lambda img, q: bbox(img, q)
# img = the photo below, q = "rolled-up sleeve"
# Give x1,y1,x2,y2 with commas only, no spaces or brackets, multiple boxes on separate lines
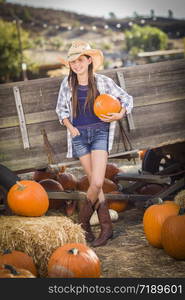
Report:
56,76,70,124
105,77,133,114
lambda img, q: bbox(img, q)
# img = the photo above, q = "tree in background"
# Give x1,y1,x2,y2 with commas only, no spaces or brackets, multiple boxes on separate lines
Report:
168,9,174,19
150,9,155,18
0,19,35,82
125,24,168,57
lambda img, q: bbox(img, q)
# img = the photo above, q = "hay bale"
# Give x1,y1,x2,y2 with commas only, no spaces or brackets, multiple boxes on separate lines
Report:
174,189,185,208
0,215,85,277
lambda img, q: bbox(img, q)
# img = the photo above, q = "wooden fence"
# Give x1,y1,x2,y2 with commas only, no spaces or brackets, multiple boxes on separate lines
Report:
0,59,185,172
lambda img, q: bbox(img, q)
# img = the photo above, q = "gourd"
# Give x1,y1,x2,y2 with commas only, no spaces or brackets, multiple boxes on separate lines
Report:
161,212,185,260
77,175,118,193
48,243,101,278
0,250,37,276
143,201,180,248
7,180,49,217
39,178,64,210
105,163,120,181
0,264,36,278
94,94,121,119
57,173,78,190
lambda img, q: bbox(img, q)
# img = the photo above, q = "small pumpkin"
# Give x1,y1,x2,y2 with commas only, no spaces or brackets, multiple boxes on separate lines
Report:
7,180,49,217
138,149,147,160
105,163,120,181
0,264,36,278
48,243,101,278
143,201,180,248
161,211,185,260
93,94,121,119
57,172,78,190
77,175,118,193
39,178,65,210
108,191,128,212
0,250,37,276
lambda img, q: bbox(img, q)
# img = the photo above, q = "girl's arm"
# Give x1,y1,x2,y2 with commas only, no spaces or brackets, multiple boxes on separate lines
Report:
56,77,70,124
63,118,80,137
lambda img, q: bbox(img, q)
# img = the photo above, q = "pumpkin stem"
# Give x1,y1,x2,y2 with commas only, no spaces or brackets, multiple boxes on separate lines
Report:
4,264,20,275
157,198,163,204
16,181,26,191
68,248,79,255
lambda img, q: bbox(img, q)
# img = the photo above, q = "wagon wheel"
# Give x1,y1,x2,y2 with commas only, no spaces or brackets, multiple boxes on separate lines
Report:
142,149,176,174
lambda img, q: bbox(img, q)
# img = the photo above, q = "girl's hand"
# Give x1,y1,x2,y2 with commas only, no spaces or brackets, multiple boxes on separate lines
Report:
69,126,80,138
99,107,126,122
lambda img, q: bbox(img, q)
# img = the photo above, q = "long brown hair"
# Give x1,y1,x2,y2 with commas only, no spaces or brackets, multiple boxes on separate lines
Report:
68,55,98,118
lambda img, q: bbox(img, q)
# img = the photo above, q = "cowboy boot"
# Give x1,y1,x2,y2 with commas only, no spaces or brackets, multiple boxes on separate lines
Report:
78,199,95,242
91,201,113,247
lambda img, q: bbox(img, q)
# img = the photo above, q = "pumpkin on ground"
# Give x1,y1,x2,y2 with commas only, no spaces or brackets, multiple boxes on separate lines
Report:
161,213,185,260
107,191,128,212
7,180,49,217
48,243,101,278
143,201,180,248
0,250,37,276
93,94,121,119
0,264,36,278
77,175,118,193
57,172,78,191
39,178,64,210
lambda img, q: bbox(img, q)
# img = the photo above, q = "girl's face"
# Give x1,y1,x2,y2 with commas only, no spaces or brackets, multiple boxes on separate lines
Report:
69,55,92,75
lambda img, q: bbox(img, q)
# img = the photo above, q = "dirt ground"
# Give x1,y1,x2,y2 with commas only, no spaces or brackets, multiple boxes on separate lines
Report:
90,207,185,278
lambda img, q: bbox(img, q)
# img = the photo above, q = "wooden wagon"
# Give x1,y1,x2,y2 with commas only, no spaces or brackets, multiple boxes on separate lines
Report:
0,58,185,207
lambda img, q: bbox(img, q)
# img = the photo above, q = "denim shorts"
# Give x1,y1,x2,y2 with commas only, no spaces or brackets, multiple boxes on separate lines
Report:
72,124,109,158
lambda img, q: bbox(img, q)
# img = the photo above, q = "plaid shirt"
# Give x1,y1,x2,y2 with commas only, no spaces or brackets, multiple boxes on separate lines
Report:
56,73,133,158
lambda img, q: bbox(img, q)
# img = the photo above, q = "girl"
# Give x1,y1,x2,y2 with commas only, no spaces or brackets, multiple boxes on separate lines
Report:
56,40,133,247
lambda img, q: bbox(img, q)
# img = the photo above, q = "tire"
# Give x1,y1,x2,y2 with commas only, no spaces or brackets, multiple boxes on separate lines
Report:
0,164,20,191
142,149,162,174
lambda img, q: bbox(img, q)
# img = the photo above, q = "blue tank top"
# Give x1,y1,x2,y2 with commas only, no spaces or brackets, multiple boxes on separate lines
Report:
72,85,105,127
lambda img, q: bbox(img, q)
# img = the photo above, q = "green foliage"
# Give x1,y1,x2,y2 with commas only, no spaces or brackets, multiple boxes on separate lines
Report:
125,24,168,56
0,19,31,82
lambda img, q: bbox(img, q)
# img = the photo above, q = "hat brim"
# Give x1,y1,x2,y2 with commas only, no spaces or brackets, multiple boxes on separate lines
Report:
58,49,104,71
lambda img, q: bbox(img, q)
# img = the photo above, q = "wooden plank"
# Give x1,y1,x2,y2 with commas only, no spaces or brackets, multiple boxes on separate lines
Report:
115,173,171,184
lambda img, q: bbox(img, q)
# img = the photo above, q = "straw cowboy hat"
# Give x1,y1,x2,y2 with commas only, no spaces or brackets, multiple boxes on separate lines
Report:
59,40,104,71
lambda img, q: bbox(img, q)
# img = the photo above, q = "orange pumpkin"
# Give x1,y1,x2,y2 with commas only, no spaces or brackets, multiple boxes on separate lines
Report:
138,149,147,160
39,178,65,210
143,201,180,248
161,213,185,260
57,173,78,190
0,264,36,278
7,180,49,217
0,250,37,276
108,191,128,212
48,243,101,278
77,175,118,193
94,94,121,119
